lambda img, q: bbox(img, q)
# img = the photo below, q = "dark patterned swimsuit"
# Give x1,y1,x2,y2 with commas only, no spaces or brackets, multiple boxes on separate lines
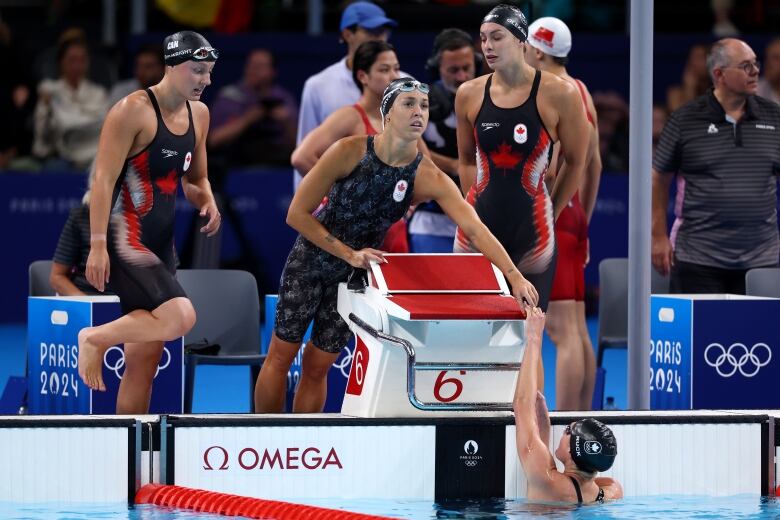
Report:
107,88,190,314
275,135,421,352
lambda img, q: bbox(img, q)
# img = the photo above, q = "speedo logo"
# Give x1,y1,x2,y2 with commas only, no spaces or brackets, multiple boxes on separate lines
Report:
481,122,500,130
161,148,178,158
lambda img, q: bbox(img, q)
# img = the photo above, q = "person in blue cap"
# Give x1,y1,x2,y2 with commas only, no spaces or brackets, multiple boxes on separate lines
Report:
77,30,221,413
513,307,623,503
294,1,398,189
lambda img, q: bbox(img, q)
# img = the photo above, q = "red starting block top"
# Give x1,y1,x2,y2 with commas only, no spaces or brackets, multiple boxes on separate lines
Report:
372,254,506,293
387,293,526,320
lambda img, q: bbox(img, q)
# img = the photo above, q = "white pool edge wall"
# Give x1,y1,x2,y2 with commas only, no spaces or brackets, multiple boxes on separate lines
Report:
0,410,775,503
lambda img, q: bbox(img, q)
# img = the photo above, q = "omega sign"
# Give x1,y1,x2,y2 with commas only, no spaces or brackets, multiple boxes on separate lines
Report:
202,445,343,471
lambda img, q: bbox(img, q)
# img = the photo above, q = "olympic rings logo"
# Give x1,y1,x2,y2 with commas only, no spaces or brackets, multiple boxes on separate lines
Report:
332,345,354,379
103,345,171,380
703,342,772,378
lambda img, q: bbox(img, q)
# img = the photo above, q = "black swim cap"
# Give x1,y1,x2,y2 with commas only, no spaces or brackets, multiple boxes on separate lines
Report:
163,31,219,66
482,4,528,42
569,418,617,473
380,77,430,122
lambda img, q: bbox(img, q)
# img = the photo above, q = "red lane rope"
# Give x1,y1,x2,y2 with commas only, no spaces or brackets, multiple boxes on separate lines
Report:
135,484,396,519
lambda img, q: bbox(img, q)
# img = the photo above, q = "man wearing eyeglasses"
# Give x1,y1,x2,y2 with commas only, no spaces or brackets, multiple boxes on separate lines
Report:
652,38,780,294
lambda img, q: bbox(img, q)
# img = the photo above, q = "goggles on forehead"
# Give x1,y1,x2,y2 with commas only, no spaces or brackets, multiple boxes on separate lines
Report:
380,79,430,127
395,80,430,95
192,46,219,61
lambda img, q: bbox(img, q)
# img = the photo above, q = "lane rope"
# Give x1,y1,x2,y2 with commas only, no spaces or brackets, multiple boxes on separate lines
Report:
135,483,396,519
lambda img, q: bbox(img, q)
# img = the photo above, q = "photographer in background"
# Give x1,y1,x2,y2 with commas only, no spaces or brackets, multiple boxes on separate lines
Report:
411,28,481,252
209,49,298,169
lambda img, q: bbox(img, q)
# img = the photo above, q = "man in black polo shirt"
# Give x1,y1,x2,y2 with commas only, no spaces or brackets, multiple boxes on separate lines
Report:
652,38,780,294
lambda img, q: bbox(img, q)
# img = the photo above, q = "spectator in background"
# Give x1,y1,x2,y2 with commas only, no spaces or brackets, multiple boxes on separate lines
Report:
209,49,297,168
592,91,628,172
0,20,35,169
294,1,397,189
107,43,165,108
291,41,399,175
652,38,780,294
711,0,739,37
758,37,780,105
32,35,108,171
666,43,711,113
50,167,112,295
410,28,478,253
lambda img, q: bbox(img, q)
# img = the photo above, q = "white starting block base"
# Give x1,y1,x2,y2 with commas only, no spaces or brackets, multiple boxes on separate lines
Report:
338,254,527,417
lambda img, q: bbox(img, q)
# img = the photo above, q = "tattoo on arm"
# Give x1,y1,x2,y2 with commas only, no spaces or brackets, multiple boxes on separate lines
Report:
507,268,517,276
325,234,336,243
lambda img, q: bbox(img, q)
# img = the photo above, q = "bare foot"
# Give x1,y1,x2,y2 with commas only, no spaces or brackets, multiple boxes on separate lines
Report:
77,328,108,391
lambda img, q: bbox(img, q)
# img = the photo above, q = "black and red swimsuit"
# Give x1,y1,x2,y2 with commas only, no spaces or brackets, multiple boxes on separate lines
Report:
108,88,192,314
455,71,557,309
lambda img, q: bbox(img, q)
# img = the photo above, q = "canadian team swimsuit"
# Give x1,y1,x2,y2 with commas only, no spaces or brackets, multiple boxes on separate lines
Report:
275,135,422,353
107,88,190,315
455,70,557,310
549,79,594,302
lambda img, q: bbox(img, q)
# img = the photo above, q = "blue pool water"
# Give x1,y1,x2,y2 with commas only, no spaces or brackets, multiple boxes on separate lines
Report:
2,496,780,519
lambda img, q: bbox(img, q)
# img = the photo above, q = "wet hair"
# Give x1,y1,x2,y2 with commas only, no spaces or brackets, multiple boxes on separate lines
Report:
352,40,395,92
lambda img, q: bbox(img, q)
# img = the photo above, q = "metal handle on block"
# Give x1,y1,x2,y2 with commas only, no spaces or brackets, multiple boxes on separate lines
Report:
348,313,519,411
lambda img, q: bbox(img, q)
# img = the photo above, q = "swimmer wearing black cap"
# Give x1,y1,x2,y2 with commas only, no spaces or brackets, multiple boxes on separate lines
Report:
513,307,623,503
77,30,220,412
254,78,538,413
454,5,590,314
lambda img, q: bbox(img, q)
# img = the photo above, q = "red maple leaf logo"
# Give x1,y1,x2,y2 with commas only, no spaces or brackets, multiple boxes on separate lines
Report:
155,169,178,197
489,142,522,175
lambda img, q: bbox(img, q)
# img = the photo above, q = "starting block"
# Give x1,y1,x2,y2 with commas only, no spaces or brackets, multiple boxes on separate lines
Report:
337,253,527,417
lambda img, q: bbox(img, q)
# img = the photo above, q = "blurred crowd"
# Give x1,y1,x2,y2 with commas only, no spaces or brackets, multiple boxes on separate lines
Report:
0,0,779,177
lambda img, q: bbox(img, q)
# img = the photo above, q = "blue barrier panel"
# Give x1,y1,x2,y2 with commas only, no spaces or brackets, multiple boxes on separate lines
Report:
650,295,780,410
28,296,183,414
650,296,692,409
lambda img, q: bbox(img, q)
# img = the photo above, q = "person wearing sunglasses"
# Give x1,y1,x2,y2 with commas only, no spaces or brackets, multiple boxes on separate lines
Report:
453,5,589,319
653,38,780,295
76,31,221,413
514,307,622,503
254,77,539,414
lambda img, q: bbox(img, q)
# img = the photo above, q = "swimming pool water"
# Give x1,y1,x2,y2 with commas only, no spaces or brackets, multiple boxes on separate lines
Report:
3,495,780,519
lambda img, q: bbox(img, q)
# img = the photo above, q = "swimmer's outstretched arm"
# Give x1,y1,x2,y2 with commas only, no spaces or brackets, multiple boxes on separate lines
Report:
412,158,538,307
182,104,220,237
535,390,551,446
512,308,557,482
287,136,385,269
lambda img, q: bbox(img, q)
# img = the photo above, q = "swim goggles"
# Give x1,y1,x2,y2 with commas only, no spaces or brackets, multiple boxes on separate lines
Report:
192,46,220,61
